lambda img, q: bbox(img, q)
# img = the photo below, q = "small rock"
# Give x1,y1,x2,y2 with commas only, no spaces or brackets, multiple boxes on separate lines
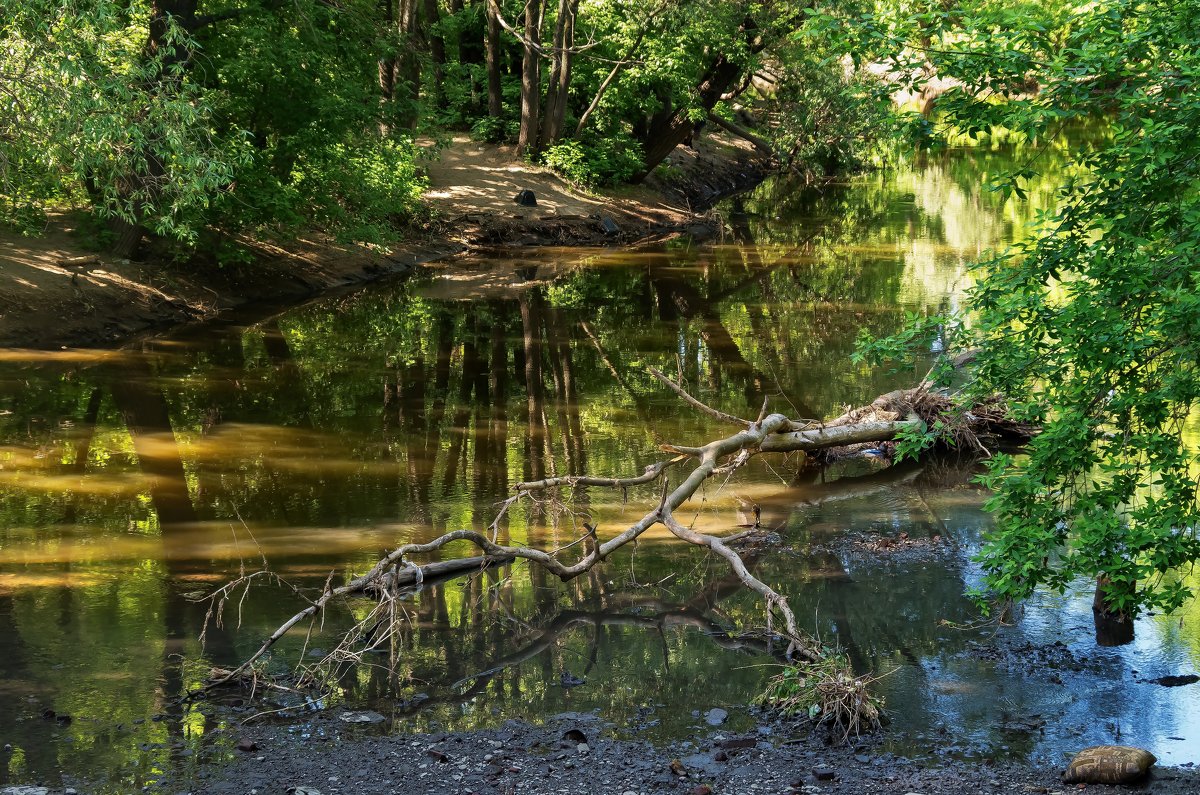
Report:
705,708,728,726
339,710,385,724
600,216,620,235
1,788,50,795
669,758,687,777
690,787,713,795
576,743,589,754
514,190,538,207
813,766,836,781
236,739,258,753
286,788,323,795
713,750,728,762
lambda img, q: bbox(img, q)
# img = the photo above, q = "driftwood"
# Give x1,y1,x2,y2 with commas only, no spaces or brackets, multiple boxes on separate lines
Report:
202,366,1032,720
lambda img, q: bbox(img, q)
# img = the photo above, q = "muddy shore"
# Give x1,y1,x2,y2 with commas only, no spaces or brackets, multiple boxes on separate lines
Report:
0,135,764,352
41,706,1200,795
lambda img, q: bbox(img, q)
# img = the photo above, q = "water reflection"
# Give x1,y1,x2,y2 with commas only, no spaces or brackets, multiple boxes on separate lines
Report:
0,135,1197,790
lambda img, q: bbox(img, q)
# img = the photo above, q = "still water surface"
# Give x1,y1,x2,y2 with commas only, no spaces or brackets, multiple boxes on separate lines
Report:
1,139,1198,791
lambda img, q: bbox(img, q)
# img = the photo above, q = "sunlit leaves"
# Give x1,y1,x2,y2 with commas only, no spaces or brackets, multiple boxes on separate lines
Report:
855,0,1200,618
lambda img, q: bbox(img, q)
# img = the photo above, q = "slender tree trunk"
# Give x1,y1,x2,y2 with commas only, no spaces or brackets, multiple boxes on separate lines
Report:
575,24,645,138
110,0,200,258
422,0,446,108
540,0,577,147
382,0,422,129
459,0,486,64
516,0,545,155
486,0,504,117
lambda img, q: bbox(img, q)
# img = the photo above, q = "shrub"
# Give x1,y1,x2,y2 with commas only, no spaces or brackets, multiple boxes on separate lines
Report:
541,134,644,188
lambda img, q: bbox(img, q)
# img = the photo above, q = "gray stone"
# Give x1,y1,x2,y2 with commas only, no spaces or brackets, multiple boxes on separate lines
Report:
338,710,385,724
704,708,728,726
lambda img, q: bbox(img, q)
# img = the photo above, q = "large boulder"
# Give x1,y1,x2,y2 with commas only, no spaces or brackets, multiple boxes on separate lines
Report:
1062,745,1156,784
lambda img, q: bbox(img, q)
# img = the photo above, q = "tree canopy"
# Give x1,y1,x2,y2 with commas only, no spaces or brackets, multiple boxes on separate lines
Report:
851,0,1200,625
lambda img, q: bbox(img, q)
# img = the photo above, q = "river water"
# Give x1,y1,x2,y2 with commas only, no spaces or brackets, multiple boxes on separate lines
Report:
1,138,1198,792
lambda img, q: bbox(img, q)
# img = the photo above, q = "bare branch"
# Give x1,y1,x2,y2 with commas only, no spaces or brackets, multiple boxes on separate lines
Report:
660,503,820,662
647,366,752,427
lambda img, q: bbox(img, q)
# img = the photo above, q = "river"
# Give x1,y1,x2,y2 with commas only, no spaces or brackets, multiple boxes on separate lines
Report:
1,132,1197,792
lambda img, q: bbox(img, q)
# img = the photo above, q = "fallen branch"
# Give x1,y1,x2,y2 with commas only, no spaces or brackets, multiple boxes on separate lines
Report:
204,363,1034,735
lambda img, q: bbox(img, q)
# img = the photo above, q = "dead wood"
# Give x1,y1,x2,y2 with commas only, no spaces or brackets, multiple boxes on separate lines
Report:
202,364,1034,730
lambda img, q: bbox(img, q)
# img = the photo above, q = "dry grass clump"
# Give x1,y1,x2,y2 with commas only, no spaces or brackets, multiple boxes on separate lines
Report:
757,655,884,743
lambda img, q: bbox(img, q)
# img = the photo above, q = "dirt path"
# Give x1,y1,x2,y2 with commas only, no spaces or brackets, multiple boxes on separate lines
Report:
420,133,763,245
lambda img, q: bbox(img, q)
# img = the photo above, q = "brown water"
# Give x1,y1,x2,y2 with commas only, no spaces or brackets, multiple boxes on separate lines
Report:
1,138,1198,792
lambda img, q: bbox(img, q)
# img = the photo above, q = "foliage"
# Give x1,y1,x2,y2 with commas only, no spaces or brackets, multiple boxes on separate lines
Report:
0,1,244,241
850,0,1200,619
757,655,885,741
541,134,644,188
1,0,424,247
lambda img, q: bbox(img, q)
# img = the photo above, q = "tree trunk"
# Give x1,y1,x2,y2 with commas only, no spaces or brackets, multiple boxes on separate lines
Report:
422,0,446,108
485,0,503,117
516,0,545,155
1092,576,1135,646
109,0,200,257
634,55,745,180
540,0,577,147
381,0,422,129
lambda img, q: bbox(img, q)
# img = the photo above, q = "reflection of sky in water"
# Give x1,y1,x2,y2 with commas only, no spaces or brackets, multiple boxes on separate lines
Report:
0,129,1197,791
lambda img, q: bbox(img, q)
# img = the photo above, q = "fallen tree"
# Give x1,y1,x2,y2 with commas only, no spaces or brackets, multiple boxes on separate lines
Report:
199,366,1034,734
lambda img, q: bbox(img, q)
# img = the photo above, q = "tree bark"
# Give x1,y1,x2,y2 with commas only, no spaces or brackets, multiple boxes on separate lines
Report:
634,54,745,180
516,0,545,155
110,0,200,258
486,0,504,117
381,0,422,129
422,0,447,107
540,0,578,147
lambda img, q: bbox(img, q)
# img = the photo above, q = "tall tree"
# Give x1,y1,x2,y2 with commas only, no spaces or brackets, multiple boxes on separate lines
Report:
516,0,545,154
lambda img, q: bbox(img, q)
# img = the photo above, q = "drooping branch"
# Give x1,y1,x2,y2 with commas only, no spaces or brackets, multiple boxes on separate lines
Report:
648,366,751,427
706,111,776,159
